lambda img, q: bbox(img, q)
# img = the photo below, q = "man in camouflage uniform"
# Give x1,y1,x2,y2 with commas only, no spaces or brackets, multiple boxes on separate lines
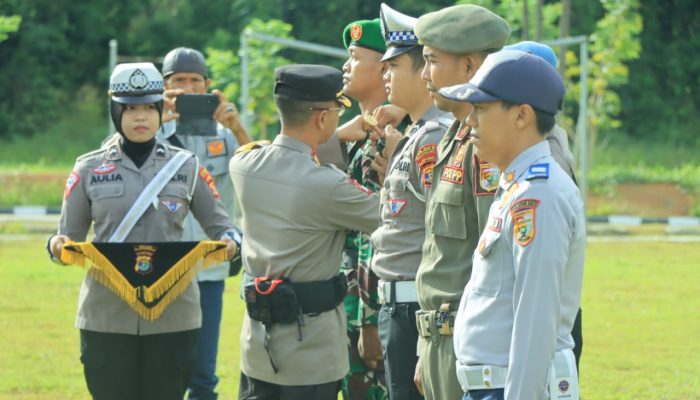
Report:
336,18,389,400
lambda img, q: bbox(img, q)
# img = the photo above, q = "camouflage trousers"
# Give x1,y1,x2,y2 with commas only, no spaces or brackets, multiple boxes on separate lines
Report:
342,321,388,400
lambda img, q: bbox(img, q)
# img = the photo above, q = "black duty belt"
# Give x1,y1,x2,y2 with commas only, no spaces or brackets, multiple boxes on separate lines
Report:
243,273,347,372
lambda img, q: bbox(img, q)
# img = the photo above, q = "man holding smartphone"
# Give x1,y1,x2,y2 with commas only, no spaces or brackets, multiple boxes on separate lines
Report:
158,46,251,400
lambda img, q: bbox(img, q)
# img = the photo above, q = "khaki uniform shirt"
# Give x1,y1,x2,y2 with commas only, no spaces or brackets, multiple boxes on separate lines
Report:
453,141,585,399
371,107,452,281
59,136,234,335
230,134,380,385
158,120,240,281
416,121,497,311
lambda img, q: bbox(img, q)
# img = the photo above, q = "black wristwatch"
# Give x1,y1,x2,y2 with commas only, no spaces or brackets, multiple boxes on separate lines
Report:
46,234,66,265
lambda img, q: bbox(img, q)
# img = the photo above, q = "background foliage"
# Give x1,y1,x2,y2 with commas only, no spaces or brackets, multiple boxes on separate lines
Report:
0,0,697,149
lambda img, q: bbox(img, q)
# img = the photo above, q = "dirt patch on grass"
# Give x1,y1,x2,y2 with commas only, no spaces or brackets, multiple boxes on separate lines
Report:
588,183,694,217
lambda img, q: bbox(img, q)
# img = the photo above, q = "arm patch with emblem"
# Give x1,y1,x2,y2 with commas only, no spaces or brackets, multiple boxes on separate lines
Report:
510,198,540,247
198,167,221,200
416,144,437,187
64,171,81,200
473,154,500,195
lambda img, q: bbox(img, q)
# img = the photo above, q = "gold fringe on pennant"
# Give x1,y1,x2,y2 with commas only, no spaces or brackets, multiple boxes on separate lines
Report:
60,241,228,321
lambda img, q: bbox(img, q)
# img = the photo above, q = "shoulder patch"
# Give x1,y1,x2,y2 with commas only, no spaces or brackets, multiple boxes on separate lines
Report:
416,144,438,187
526,163,550,180
64,171,81,200
473,154,500,196
235,140,271,155
198,167,221,200
510,198,540,247
348,178,373,195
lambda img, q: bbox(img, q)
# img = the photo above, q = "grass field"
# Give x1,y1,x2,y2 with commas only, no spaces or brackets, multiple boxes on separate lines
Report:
1,239,699,399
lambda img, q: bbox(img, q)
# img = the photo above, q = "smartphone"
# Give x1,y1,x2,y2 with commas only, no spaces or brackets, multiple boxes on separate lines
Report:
175,93,220,136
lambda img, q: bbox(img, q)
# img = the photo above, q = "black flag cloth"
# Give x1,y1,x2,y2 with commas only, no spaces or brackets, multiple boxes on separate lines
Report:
60,241,228,321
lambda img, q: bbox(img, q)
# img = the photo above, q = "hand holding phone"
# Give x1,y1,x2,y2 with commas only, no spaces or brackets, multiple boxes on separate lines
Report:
175,94,220,136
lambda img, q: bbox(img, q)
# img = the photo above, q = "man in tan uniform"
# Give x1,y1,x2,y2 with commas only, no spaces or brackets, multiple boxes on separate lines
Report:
230,64,381,400
411,5,511,399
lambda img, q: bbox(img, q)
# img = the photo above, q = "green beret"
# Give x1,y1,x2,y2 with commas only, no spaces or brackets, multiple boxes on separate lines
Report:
415,4,511,54
343,18,387,54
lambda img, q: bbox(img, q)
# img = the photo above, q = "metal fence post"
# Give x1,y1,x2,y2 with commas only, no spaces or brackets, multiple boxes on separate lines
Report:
108,39,118,135
240,32,251,131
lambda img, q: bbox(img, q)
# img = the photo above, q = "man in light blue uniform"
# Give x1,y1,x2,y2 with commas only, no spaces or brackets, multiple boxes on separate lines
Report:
446,51,585,400
157,47,251,400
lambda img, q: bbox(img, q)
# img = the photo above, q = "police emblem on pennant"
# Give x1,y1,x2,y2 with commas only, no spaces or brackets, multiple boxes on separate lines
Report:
510,199,540,247
387,198,407,216
134,245,157,275
350,24,363,41
129,69,148,89
93,162,116,175
161,200,182,213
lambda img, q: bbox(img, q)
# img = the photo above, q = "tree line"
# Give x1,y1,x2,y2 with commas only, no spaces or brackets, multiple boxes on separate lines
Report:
0,0,698,147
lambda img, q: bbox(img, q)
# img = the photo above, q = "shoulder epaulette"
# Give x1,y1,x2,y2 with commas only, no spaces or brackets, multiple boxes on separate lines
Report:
76,147,107,163
235,140,272,155
437,116,454,128
525,163,550,180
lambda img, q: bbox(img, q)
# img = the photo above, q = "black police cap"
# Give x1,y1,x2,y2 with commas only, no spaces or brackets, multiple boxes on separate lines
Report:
162,47,208,78
274,64,351,107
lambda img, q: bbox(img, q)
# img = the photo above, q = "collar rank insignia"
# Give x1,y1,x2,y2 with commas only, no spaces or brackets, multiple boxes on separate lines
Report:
510,198,540,247
93,162,116,175
134,245,157,275
156,144,166,157
474,155,500,195
107,145,120,160
161,200,182,213
387,198,407,216
488,216,502,233
455,126,470,141
526,163,550,180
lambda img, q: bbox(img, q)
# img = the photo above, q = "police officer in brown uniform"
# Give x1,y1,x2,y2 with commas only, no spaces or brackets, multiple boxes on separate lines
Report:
46,62,239,400
230,64,381,400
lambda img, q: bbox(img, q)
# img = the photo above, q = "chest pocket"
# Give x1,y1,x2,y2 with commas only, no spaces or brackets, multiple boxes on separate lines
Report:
88,183,124,200
201,136,231,176
88,182,125,225
470,231,504,297
157,184,190,221
428,183,466,239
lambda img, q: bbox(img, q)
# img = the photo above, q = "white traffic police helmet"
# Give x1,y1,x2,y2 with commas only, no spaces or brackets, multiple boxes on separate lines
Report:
109,62,163,104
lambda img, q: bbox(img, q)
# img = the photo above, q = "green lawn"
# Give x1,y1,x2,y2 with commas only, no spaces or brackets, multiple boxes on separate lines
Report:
1,239,699,399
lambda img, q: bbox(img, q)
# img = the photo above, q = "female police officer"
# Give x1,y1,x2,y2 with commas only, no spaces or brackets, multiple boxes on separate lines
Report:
46,62,239,400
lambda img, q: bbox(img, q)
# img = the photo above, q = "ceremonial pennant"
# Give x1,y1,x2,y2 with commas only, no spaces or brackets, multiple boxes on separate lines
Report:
61,241,228,321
